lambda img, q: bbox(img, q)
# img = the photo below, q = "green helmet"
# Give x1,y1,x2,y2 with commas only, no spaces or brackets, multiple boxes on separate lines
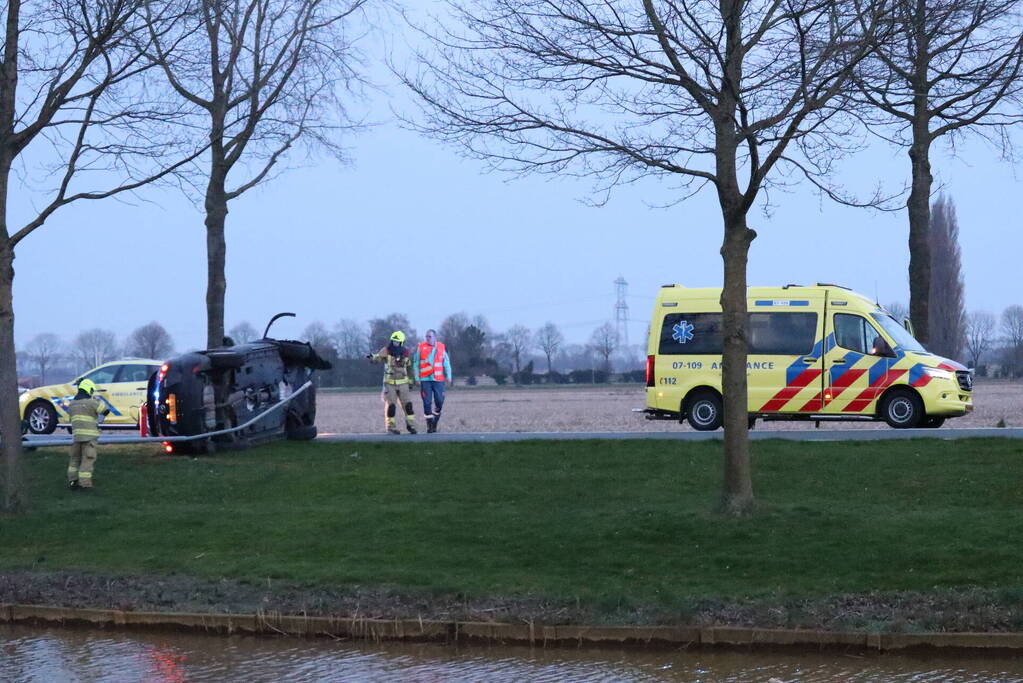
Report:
390,331,406,344
78,379,97,397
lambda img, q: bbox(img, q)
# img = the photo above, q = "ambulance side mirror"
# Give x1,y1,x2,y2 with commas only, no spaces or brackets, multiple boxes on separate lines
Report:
901,317,915,336
872,337,895,358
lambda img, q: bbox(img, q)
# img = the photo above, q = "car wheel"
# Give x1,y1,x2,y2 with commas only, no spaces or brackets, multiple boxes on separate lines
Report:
286,424,318,441
686,391,723,431
881,389,923,429
26,401,58,435
921,416,946,428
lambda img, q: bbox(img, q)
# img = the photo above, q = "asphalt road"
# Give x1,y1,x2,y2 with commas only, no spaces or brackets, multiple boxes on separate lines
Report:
18,427,1023,448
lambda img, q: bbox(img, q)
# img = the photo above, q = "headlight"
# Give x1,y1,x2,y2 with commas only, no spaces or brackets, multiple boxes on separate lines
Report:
923,367,954,381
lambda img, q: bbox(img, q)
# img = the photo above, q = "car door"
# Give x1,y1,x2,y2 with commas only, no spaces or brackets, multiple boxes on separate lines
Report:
747,307,825,414
75,364,126,423
822,313,891,414
104,364,158,424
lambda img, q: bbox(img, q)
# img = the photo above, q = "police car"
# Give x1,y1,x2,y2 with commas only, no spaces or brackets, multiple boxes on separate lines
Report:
19,359,163,434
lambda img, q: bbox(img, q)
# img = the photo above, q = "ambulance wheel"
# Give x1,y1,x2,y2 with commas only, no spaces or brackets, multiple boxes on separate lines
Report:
686,391,723,431
26,400,57,435
921,416,946,429
880,389,923,429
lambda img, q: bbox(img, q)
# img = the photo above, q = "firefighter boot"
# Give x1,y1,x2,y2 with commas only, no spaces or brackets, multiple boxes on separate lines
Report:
386,404,401,434
404,402,417,434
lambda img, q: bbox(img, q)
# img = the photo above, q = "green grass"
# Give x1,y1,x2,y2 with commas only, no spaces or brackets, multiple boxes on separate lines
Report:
3,438,1022,612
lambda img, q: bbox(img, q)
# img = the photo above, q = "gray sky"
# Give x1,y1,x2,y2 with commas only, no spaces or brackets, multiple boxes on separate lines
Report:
10,19,1023,355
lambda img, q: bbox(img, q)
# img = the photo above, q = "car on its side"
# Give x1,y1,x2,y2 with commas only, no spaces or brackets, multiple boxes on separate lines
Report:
19,359,163,435
147,314,331,454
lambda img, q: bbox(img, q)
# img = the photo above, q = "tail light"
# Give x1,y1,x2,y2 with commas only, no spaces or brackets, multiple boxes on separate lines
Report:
163,442,173,454
646,355,655,387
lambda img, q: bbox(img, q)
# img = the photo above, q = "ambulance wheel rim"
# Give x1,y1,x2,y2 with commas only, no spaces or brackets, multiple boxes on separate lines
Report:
692,401,716,425
888,397,913,423
28,404,54,432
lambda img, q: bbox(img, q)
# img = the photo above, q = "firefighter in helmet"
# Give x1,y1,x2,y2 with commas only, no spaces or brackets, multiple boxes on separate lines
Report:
66,378,110,490
368,331,418,435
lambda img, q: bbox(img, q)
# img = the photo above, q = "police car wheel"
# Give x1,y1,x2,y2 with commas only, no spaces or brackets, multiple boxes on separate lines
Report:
686,392,723,431
881,390,923,429
26,401,57,435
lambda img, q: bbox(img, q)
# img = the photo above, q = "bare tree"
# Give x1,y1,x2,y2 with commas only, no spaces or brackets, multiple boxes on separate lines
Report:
229,321,259,343
505,324,532,375
332,318,367,359
24,334,64,385
927,195,966,360
854,0,1023,343
302,321,332,348
964,311,996,371
403,0,887,514
73,329,119,372
1002,305,1023,377
0,0,203,512
126,322,175,359
590,322,618,373
535,322,564,374
886,301,909,322
368,314,416,352
144,0,368,349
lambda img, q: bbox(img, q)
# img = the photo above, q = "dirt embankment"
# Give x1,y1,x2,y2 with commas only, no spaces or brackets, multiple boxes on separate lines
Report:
4,570,1023,634
315,379,1022,435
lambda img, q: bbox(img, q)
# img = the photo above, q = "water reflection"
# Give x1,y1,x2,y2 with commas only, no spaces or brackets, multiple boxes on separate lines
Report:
3,624,1023,682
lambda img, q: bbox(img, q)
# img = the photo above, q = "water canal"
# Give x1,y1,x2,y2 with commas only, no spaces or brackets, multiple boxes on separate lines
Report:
3,624,1023,681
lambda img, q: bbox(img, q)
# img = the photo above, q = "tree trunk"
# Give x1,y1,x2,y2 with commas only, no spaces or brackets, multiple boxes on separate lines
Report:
718,205,755,516
205,169,228,349
0,228,26,512
907,137,932,345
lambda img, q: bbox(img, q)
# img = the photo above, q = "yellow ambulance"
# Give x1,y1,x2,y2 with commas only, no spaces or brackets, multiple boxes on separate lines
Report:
644,284,973,430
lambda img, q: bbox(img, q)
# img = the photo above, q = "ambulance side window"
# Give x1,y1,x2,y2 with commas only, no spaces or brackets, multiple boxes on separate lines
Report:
834,313,881,355
748,312,818,355
659,313,723,355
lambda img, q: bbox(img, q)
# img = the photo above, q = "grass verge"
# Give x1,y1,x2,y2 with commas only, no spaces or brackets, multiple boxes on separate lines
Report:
2,438,1022,630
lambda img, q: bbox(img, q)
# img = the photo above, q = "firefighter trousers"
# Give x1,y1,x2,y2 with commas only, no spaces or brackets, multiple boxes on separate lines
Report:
383,382,416,432
68,440,98,488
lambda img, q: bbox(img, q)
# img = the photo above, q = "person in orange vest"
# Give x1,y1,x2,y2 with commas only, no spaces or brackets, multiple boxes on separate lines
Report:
368,331,418,435
414,329,452,433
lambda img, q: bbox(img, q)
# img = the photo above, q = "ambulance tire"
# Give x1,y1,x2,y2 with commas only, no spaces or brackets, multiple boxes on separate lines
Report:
26,400,57,435
921,416,946,429
686,391,723,431
880,389,923,429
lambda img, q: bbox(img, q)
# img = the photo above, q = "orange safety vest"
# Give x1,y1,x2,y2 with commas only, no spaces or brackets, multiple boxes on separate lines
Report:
417,341,447,381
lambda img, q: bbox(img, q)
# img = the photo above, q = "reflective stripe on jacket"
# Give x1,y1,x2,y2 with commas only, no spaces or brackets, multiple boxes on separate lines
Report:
372,346,415,385
415,342,449,381
68,397,106,442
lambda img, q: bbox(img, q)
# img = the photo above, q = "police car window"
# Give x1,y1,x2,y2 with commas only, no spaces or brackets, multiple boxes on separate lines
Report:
834,314,883,355
749,312,817,355
660,313,723,355
82,365,119,385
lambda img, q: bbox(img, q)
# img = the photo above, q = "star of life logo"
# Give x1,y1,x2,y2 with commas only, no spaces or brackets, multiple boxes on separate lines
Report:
672,320,694,344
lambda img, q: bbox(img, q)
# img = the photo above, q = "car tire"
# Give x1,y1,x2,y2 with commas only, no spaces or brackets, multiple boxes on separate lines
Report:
686,391,723,431
286,424,318,441
25,400,58,435
881,389,923,429
921,416,946,429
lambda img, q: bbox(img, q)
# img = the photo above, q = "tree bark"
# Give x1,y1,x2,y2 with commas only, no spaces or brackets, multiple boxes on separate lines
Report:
907,135,932,345
205,167,228,349
718,202,755,516
0,235,26,513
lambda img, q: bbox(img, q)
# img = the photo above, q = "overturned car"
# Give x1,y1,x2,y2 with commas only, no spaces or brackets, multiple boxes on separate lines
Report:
147,314,331,454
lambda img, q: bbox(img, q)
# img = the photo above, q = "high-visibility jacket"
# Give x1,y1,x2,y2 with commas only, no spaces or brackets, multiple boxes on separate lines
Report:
371,346,415,385
415,342,450,381
68,397,108,443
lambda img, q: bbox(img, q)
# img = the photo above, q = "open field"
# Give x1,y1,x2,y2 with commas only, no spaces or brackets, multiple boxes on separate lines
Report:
316,379,1023,435
4,438,1023,631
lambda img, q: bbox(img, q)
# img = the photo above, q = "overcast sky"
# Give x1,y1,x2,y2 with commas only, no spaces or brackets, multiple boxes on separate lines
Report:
10,13,1023,356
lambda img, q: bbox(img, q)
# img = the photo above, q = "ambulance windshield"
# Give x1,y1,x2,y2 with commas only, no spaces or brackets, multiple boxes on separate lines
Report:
871,313,925,353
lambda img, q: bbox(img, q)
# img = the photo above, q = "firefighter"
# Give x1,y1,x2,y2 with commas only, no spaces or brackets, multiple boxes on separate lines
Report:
368,331,418,435
414,329,452,433
66,379,110,490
